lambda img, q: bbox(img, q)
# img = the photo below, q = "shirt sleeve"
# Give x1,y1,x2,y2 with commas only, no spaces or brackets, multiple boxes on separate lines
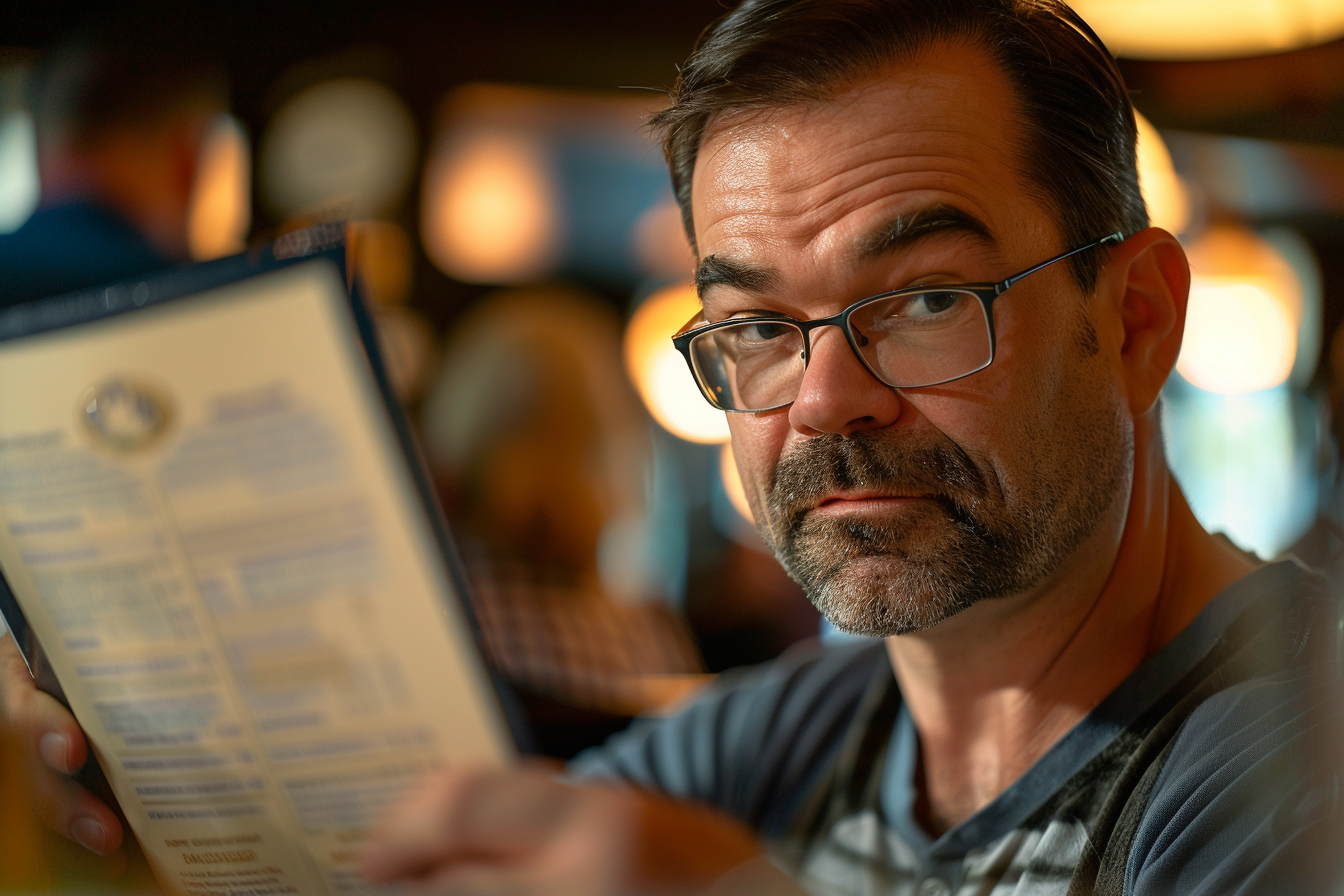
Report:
1126,663,1344,896
567,641,888,837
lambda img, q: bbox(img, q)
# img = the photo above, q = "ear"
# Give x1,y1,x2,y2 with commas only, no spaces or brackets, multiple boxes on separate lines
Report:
1098,227,1189,416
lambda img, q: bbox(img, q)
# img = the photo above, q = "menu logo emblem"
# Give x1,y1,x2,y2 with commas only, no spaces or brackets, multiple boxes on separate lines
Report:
80,378,173,452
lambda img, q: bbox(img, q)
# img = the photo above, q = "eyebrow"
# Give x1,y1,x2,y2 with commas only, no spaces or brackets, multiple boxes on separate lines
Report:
692,203,994,300
694,255,782,298
856,204,994,261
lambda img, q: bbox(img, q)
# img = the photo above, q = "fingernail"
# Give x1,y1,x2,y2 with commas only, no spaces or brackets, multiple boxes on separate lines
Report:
38,732,70,772
71,817,107,854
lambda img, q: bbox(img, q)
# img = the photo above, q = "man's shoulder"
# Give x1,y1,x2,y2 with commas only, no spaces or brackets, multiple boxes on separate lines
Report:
569,639,891,831
1123,561,1343,895
0,203,167,308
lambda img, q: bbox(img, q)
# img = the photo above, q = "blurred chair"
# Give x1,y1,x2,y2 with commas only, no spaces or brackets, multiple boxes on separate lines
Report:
0,32,227,307
420,286,706,757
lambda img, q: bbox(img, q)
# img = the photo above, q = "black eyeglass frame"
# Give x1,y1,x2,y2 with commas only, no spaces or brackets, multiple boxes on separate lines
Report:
672,231,1126,412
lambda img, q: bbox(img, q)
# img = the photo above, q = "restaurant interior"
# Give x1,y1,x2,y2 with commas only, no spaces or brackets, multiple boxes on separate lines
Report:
4,0,1344,890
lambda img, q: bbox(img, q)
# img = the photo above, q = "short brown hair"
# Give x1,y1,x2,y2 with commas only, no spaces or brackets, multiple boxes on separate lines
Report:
30,31,227,153
651,0,1148,292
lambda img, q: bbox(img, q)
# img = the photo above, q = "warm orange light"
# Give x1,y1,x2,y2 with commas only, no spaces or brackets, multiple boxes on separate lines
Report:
624,283,730,444
1179,282,1296,393
719,443,755,524
1073,0,1344,59
1176,225,1303,394
1135,113,1190,236
187,115,250,261
348,219,413,307
421,130,558,283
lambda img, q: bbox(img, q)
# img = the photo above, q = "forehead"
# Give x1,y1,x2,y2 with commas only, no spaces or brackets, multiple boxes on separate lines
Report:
689,41,1051,262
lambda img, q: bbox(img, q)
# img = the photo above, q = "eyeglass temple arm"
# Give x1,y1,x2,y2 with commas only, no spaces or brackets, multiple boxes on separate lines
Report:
993,232,1126,295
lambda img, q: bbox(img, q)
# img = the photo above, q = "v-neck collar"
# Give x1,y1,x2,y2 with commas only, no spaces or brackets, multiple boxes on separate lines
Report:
878,560,1310,860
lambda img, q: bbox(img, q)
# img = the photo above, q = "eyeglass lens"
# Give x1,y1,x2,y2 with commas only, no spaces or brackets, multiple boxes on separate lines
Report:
688,288,993,411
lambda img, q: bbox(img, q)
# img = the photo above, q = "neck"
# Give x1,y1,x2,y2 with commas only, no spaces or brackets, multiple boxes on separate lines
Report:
886,410,1254,834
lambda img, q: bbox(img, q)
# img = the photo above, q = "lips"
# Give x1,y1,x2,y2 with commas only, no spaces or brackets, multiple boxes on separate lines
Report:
813,492,937,511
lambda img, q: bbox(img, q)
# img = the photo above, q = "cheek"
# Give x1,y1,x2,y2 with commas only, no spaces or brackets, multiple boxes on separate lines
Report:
905,363,1021,465
726,413,789,510
904,311,1082,491
980,294,1095,424
989,308,1121,489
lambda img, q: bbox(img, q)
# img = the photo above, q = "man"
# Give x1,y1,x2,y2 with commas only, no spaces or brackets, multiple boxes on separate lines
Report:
357,1,1342,892
0,33,226,307
4,0,1340,893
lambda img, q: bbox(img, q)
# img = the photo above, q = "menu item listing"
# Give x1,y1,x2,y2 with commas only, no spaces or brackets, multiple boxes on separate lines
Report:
0,255,514,895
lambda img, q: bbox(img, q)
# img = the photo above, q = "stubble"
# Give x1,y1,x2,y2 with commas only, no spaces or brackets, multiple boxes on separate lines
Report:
759,393,1130,636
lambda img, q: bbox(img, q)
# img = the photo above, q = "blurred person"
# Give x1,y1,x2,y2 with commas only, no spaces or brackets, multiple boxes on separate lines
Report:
0,33,227,307
11,2,1344,894
419,286,705,754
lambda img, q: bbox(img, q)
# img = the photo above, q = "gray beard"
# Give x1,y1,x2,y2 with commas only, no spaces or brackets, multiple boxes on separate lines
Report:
759,421,1129,637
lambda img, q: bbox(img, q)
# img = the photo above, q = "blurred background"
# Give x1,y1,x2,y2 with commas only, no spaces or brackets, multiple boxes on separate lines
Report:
4,1,1344,885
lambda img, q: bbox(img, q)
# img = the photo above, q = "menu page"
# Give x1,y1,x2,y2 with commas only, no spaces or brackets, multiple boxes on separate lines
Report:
0,260,513,895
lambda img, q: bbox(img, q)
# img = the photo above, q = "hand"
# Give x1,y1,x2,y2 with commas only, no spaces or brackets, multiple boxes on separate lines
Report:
360,763,765,895
0,632,123,855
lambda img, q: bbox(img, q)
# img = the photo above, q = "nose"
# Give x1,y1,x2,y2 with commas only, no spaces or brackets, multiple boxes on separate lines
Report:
787,325,905,436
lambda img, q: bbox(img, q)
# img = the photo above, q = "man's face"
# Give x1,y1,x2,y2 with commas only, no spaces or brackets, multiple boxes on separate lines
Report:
690,41,1134,636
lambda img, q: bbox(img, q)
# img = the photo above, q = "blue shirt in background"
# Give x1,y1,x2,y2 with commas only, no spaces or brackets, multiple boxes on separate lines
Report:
0,202,170,308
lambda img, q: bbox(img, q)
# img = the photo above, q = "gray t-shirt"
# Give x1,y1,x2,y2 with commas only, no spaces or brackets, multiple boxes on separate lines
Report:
571,561,1342,895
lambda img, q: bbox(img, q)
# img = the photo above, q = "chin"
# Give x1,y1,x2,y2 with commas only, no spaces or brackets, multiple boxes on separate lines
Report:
807,555,984,638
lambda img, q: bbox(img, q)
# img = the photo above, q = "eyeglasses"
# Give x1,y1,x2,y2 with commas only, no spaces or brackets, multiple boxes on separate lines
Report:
672,232,1125,412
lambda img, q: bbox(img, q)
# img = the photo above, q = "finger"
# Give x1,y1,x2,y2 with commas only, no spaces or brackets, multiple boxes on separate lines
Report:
2,634,122,853
0,634,87,772
416,800,632,896
23,749,124,855
362,770,481,882
363,766,577,883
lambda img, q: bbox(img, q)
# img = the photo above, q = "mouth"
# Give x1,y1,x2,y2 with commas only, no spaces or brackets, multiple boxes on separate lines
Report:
811,491,939,517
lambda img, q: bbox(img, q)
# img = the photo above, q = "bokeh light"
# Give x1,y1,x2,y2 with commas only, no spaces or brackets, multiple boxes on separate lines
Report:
0,108,38,234
348,219,413,307
719,444,755,524
1180,281,1297,393
1073,0,1344,59
260,78,417,221
624,282,730,444
1163,383,1317,557
420,128,559,283
187,115,250,261
1176,224,1304,394
1135,112,1191,236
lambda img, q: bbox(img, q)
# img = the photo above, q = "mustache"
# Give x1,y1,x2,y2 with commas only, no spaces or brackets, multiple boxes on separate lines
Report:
765,431,992,532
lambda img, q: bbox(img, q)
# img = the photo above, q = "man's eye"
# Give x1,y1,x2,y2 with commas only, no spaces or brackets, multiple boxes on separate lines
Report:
908,291,962,317
733,320,794,343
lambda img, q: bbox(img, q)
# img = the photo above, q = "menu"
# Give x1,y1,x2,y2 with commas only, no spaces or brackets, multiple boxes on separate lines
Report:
0,254,514,895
